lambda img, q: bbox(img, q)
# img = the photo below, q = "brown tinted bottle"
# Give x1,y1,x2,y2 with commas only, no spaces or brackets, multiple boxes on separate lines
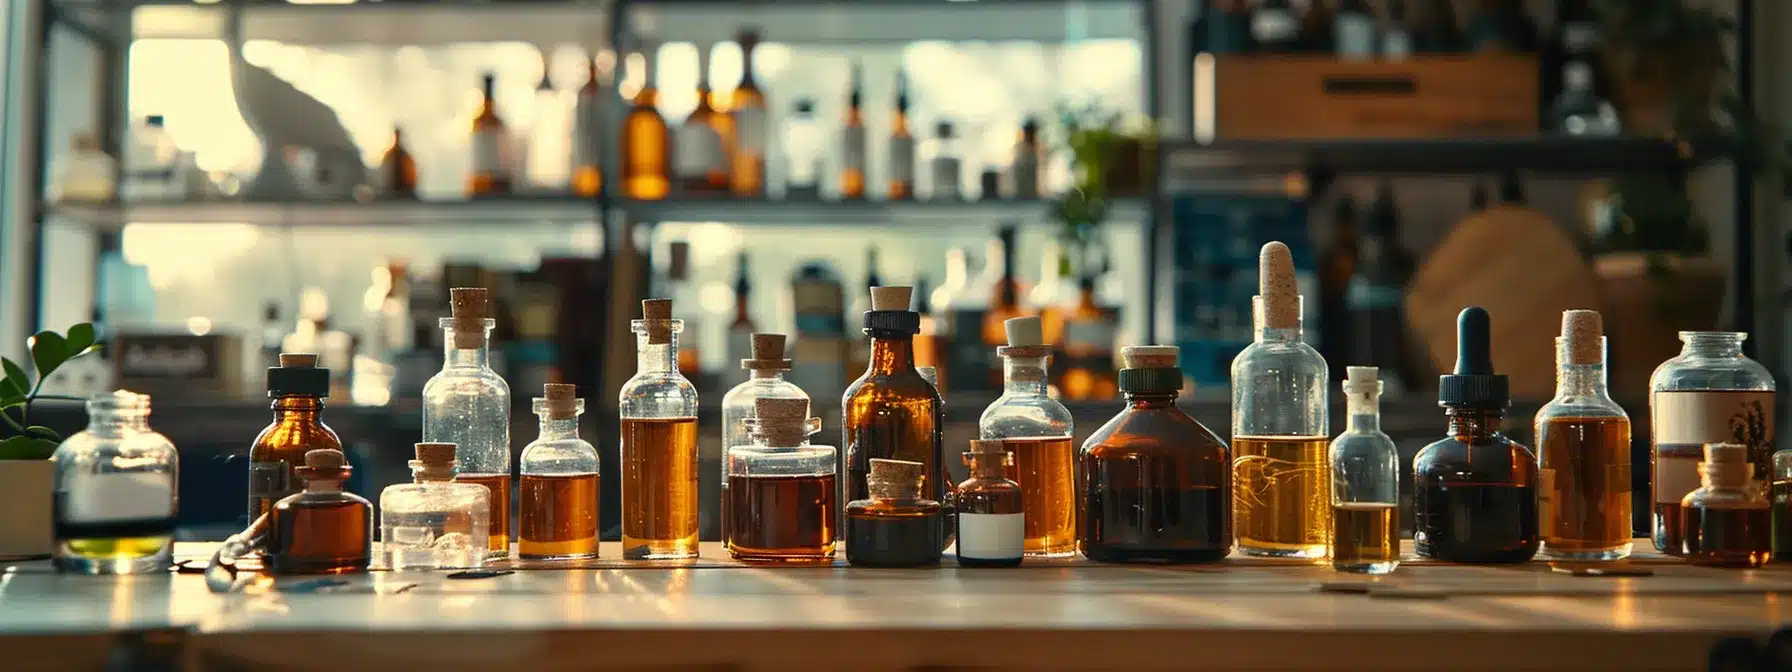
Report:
846,459,943,567
1682,443,1771,568
955,440,1023,567
268,449,372,575
843,286,945,547
248,354,341,530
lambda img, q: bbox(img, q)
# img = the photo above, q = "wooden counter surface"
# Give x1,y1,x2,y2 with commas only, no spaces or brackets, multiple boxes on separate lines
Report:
5,541,1788,671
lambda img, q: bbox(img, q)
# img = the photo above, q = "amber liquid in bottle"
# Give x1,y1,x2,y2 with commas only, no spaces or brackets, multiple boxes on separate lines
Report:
1537,416,1632,557
468,73,510,196
887,74,914,201
621,416,700,558
844,340,944,519
1683,504,1772,568
379,128,418,198
841,77,866,200
1001,437,1076,556
1232,436,1331,556
1652,389,1775,555
727,473,837,562
1081,379,1231,563
1330,502,1398,570
454,473,512,553
572,61,603,197
249,397,342,528
623,50,671,200
728,31,766,197
518,473,599,559
1059,283,1119,402
271,498,371,574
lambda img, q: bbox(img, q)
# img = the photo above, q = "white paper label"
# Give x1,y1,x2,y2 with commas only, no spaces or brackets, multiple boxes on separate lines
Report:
675,125,725,177
64,472,174,523
471,129,505,175
957,512,1023,560
889,136,915,183
1652,390,1776,501
842,126,866,171
734,107,767,154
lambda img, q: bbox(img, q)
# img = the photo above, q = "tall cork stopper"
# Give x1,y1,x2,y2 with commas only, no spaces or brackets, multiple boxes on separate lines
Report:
1257,241,1299,330
741,333,792,371
640,298,674,344
1344,366,1381,407
870,286,912,311
965,439,1010,477
751,396,811,447
449,287,491,348
867,458,926,500
412,442,458,481
998,316,1050,380
1559,309,1604,366
542,383,579,419
1702,442,1753,488
1122,345,1179,369
279,353,318,368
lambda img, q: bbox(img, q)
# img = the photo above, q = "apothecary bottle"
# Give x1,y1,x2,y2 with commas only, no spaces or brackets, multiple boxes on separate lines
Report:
248,353,339,530
619,298,700,560
727,397,835,563
1328,367,1399,575
269,449,372,575
843,286,945,548
422,287,511,557
1681,443,1771,568
845,458,944,567
1232,241,1329,558
519,384,600,560
978,316,1074,558
379,442,490,570
720,333,807,550
1080,345,1230,563
955,440,1023,567
1650,331,1774,555
52,390,178,575
1535,310,1631,561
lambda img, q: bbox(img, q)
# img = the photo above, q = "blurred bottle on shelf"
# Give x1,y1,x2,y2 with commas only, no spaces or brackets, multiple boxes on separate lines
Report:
677,49,732,197
913,274,944,387
49,133,117,204
1012,117,1042,199
937,246,990,394
1350,183,1417,395
1061,275,1120,402
1250,0,1300,52
927,121,961,202
1032,240,1076,346
623,39,671,200
1381,0,1413,59
1540,0,1609,132
374,127,418,199
730,29,767,198
572,53,605,198
1466,0,1539,53
841,62,867,200
525,49,572,193
361,261,413,364
979,225,1026,390
1550,62,1621,136
888,70,916,201
726,252,757,391
284,288,355,402
1317,197,1360,380
468,73,511,197
784,99,823,199
123,114,177,202
1414,0,1465,53
1333,0,1377,59
1188,0,1256,59
661,241,704,379
787,262,849,407
1294,0,1336,53
260,302,286,369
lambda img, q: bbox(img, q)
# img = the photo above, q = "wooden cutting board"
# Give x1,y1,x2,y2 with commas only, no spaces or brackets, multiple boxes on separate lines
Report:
1404,203,1606,401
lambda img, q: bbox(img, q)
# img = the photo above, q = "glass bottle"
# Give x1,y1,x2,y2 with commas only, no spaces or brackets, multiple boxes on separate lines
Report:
269,449,372,575
524,48,571,192
841,62,867,200
843,286,946,549
675,48,732,196
468,72,511,196
926,121,961,201
784,100,823,199
1061,276,1120,402
1081,346,1230,563
1773,451,1792,560
729,29,767,197
727,397,835,562
571,54,604,198
375,127,417,199
519,384,600,560
979,225,1026,383
1413,307,1539,563
1650,331,1773,555
622,38,671,200
48,132,117,204
1012,117,1042,199
1329,367,1399,575
619,298,700,560
379,442,490,570
52,391,178,575
887,69,915,201
248,353,341,532
1681,443,1771,568
1232,241,1330,559
1550,61,1621,136
720,333,808,550
1535,310,1631,561
978,316,1075,558
423,287,512,558
954,439,1023,567
845,458,943,567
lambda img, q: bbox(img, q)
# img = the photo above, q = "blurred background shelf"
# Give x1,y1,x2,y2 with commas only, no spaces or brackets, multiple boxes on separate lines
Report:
620,197,1146,225
46,196,604,229
1161,137,1706,184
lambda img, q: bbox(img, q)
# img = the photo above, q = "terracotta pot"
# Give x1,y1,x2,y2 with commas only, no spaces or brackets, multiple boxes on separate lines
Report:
1594,253,1725,394
0,460,55,559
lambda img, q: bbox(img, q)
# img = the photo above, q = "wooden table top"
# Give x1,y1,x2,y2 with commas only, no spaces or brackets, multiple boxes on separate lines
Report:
4,540,1788,671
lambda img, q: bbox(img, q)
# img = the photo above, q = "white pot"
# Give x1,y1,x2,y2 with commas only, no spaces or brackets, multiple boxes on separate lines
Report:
0,461,54,559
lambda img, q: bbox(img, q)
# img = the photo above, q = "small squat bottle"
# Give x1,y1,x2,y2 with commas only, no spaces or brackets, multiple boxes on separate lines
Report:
954,440,1023,567
1413,307,1539,563
1328,367,1400,575
978,316,1075,558
519,384,600,560
269,449,372,574
1535,310,1632,561
720,333,808,550
619,298,700,560
1681,443,1771,568
379,442,491,570
248,353,340,529
423,287,512,557
727,397,836,563
1772,451,1792,561
846,458,944,567
52,391,179,575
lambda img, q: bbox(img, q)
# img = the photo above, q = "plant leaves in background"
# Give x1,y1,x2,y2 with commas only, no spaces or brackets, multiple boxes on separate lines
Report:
2,358,27,396
0,435,58,460
63,323,95,359
24,425,59,441
0,378,22,405
28,331,67,382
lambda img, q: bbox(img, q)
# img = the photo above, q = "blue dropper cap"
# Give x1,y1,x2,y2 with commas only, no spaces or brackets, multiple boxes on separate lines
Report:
1437,306,1509,408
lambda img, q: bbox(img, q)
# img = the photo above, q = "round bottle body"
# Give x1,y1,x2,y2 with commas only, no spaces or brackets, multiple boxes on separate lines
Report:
979,362,1075,558
380,481,491,570
1649,332,1774,554
1230,325,1330,559
719,373,808,549
1079,396,1231,563
1412,414,1540,563
52,392,179,575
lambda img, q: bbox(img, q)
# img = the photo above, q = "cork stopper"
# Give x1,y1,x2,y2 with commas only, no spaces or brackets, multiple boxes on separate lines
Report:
1346,366,1378,384
639,298,674,344
412,442,458,481
867,458,926,499
1343,366,1382,405
1702,442,1753,488
278,353,318,368
301,448,351,484
449,287,491,348
752,396,811,446
998,316,1052,361
1257,241,1299,330
1122,345,1179,369
305,448,345,469
1559,309,1604,366
870,286,913,311
542,383,579,419
965,439,1010,477
741,333,793,371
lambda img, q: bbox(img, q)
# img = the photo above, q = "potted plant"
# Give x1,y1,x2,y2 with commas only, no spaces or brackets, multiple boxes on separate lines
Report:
0,324,98,558
1051,102,1156,274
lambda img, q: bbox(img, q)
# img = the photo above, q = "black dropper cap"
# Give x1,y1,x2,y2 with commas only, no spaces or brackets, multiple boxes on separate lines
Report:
1438,306,1508,408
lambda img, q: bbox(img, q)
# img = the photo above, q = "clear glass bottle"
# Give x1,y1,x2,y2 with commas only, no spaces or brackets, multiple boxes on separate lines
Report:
843,286,946,549
1231,241,1330,559
978,316,1075,558
955,440,1024,567
845,458,943,567
1413,307,1539,563
784,99,823,199
720,333,808,550
248,353,340,532
1650,331,1774,555
1535,310,1631,561
379,442,490,570
927,121,961,201
519,384,600,560
1550,61,1621,136
1329,367,1399,575
619,298,700,560
1681,443,1771,568
52,391,178,575
268,449,372,575
1081,346,1230,563
727,397,836,563
423,287,512,557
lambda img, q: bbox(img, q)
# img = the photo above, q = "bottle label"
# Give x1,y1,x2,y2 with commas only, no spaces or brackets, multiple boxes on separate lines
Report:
248,460,298,517
957,512,1023,560
61,472,174,524
842,126,866,171
1652,390,1776,502
734,107,767,155
890,136,915,183
471,129,505,176
675,124,725,177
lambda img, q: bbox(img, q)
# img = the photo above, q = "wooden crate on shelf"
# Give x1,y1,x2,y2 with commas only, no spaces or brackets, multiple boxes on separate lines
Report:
1200,54,1539,140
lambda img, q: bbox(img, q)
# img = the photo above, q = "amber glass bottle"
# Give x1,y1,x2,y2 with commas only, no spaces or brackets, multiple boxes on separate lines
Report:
1060,277,1119,401
268,449,372,575
676,50,732,196
840,62,867,200
622,40,671,200
1682,443,1771,567
887,70,915,201
248,354,341,530
468,72,510,197
843,286,945,547
377,127,418,199
571,56,604,198
846,459,944,567
729,29,767,197
955,440,1024,567
1081,346,1231,563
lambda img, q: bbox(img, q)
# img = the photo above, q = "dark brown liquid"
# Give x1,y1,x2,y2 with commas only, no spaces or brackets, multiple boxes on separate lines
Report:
455,473,511,553
269,494,371,574
1775,479,1792,560
1079,398,1232,564
845,501,943,568
621,416,700,559
1414,481,1538,563
1537,416,1632,558
727,473,837,562
1682,503,1771,568
518,473,599,559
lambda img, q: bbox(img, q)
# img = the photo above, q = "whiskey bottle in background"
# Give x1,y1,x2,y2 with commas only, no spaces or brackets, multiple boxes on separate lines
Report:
619,299,701,560
845,459,944,567
979,316,1076,558
840,62,867,200
379,442,490,570
912,274,945,387
926,121,961,201
676,49,732,196
719,334,808,549
268,449,372,575
1328,367,1400,575
52,391,178,575
468,72,511,197
1535,310,1631,562
623,39,671,200
1681,443,1772,568
729,29,767,198
423,288,512,557
843,286,945,547
249,354,340,532
571,53,605,197
954,440,1024,567
888,70,915,200
728,397,837,562
519,384,600,560
938,246,991,395
1350,182,1417,393
375,127,418,199
1650,332,1775,554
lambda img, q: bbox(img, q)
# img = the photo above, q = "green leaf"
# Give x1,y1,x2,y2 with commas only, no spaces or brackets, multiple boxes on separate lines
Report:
1,358,27,397
23,425,58,441
63,324,95,360
0,377,21,402
28,331,67,382
0,436,57,460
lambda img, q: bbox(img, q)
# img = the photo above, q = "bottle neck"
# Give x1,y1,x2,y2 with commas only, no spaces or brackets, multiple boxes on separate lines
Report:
536,416,581,441
306,478,344,494
1345,389,1380,433
1554,362,1612,401
749,369,786,381
272,395,325,421
1681,332,1747,358
1125,391,1179,408
1002,354,1050,397
635,332,680,374
1445,407,1505,441
87,411,150,435
868,332,917,375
